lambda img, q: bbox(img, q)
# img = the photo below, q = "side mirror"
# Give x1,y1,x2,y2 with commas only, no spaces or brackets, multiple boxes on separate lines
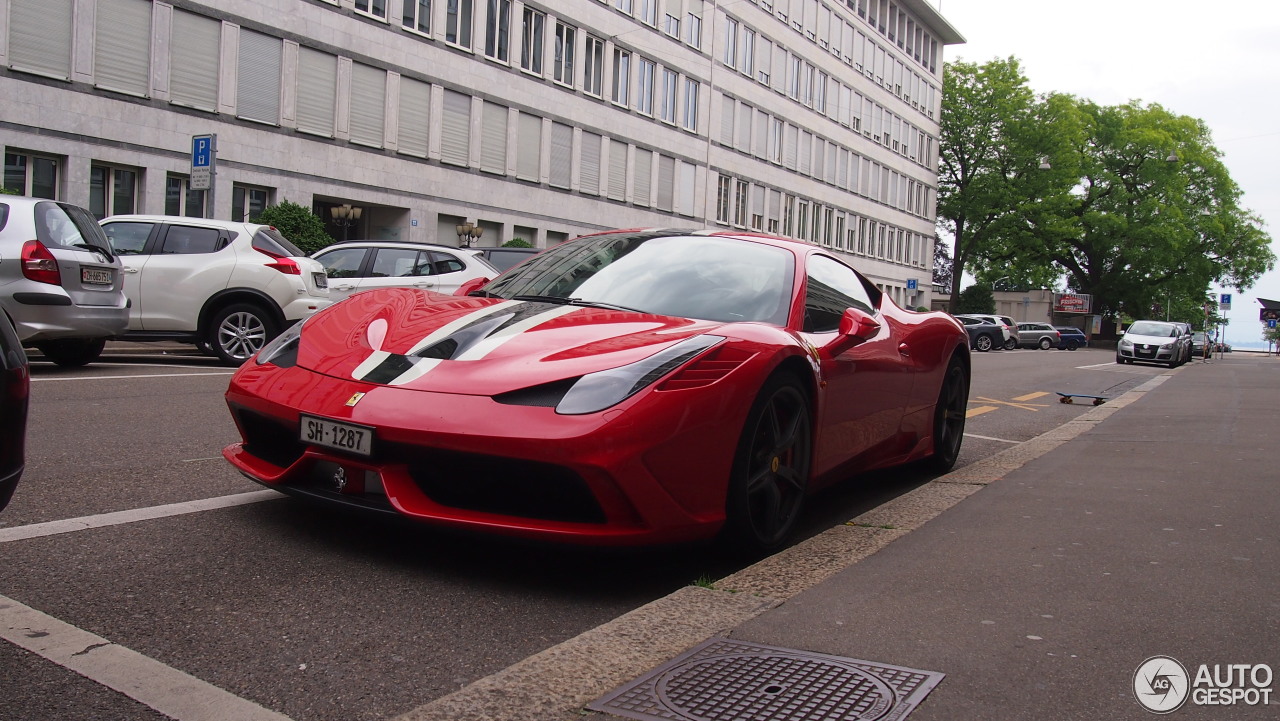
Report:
838,307,881,341
455,276,490,297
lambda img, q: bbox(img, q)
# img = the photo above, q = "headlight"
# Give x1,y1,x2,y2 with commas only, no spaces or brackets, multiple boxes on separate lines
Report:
1119,338,1133,348
556,335,725,415
256,320,304,367
1160,342,1175,350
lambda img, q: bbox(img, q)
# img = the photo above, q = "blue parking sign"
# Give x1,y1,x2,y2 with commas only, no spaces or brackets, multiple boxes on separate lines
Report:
1219,293,1232,309
906,278,918,290
190,134,215,190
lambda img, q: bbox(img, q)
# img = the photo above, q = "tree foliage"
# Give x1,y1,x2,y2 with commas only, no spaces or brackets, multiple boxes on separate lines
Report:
955,284,995,314
255,200,334,254
931,235,953,289
503,238,533,248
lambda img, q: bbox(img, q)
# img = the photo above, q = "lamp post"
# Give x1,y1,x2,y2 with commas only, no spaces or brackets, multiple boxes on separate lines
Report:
330,204,362,242
455,222,483,248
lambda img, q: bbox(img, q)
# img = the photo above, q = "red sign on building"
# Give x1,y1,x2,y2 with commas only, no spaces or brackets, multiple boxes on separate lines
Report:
1053,293,1092,313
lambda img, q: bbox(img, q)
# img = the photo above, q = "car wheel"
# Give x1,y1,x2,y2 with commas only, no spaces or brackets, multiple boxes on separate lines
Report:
1065,340,1079,351
1038,337,1053,350
35,338,106,367
1003,337,1017,351
725,373,812,554
1115,354,1124,365
924,357,969,474
209,303,278,366
974,334,994,352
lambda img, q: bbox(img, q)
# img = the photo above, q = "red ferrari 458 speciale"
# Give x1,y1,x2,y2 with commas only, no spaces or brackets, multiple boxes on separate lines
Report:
224,228,970,551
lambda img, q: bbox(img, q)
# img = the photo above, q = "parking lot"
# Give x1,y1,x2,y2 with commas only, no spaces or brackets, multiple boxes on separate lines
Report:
1,346,1174,721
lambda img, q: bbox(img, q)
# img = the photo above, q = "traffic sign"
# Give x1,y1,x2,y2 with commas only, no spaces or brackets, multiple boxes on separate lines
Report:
1270,319,1277,329
190,134,216,190
1220,293,1232,310
906,278,918,290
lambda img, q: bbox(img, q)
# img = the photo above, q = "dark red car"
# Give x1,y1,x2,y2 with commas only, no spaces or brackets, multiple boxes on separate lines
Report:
1,312,30,512
223,229,970,551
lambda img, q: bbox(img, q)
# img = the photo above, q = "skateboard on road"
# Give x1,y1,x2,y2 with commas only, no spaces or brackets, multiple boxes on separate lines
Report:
1057,392,1107,405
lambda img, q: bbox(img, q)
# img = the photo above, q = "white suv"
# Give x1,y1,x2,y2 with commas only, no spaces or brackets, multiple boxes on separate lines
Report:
312,240,499,302
100,215,331,365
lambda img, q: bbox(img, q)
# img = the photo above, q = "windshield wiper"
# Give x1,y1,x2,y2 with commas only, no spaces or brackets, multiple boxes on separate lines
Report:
73,242,114,261
511,295,644,313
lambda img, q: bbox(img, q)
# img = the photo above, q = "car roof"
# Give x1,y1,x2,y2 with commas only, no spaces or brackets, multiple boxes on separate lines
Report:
318,240,469,252
102,214,263,231
577,227,822,255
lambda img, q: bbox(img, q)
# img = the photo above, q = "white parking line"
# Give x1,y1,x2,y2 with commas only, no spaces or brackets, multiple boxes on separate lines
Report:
0,490,280,543
0,594,293,721
964,433,1022,444
31,371,235,382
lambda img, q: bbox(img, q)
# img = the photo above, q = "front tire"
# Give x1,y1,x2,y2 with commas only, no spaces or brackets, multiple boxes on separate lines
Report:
924,357,969,474
725,374,812,555
35,337,106,367
208,303,278,366
974,334,994,352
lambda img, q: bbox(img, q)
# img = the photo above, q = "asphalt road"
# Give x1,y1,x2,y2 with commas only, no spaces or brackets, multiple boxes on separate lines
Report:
0,345,1171,721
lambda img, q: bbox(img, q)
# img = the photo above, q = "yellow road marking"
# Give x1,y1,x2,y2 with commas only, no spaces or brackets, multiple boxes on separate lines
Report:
974,396,1049,412
1012,391,1049,401
966,405,999,418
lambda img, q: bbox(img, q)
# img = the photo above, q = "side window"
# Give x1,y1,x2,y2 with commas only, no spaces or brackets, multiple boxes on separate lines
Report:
315,248,367,278
102,221,154,255
370,248,425,277
803,254,877,333
429,252,466,275
159,226,223,254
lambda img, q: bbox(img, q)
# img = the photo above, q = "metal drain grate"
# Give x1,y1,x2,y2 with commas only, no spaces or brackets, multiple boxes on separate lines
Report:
588,638,944,721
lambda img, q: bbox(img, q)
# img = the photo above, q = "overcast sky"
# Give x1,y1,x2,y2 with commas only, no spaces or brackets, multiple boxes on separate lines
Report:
933,0,1280,345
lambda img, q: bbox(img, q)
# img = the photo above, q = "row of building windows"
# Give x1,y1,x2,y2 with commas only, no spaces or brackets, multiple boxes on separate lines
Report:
714,173,928,270
4,150,268,221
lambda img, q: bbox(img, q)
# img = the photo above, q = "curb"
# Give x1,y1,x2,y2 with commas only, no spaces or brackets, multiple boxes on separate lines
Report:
391,370,1180,721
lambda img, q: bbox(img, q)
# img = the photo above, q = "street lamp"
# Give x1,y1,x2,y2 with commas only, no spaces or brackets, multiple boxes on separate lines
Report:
455,222,483,248
330,204,362,242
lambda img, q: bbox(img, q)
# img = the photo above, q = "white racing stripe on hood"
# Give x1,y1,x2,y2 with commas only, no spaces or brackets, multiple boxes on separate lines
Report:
404,300,526,356
453,305,582,361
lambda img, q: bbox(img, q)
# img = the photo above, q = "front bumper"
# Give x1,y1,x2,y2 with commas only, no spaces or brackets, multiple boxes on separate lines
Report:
1117,343,1176,362
223,362,746,545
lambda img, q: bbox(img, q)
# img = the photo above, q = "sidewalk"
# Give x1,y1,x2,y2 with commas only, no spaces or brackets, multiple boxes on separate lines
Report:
396,355,1279,721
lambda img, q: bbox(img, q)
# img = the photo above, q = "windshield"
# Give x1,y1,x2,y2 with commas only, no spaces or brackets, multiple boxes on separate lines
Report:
483,231,795,325
36,202,114,254
1127,321,1177,337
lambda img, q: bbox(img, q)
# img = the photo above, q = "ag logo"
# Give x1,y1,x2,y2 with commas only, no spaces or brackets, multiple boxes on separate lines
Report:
1134,655,1190,714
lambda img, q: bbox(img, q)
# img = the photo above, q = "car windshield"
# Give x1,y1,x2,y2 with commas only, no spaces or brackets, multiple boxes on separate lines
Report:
1128,321,1177,337
37,202,114,254
483,231,795,325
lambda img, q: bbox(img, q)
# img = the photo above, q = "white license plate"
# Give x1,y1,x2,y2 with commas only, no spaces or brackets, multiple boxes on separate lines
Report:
81,267,112,285
312,272,328,289
300,415,373,456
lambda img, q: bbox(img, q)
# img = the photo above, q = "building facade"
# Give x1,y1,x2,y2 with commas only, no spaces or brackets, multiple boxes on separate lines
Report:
1,0,961,308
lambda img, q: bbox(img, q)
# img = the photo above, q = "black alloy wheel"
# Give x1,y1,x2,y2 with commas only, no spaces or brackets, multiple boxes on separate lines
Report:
924,357,968,473
726,374,812,554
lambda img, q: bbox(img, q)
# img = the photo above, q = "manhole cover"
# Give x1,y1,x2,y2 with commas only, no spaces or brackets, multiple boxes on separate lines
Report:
588,638,943,721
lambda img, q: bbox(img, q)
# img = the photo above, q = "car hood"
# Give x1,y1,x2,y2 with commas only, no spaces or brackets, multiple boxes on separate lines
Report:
296,288,729,394
1122,332,1178,344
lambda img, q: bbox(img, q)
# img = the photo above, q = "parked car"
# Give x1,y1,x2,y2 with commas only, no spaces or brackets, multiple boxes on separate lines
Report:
312,241,499,302
223,228,971,552
956,313,1016,349
0,196,129,366
1015,322,1062,350
469,246,541,272
1053,326,1088,350
955,315,1005,352
0,312,29,512
1117,320,1188,367
100,215,332,365
1172,322,1194,364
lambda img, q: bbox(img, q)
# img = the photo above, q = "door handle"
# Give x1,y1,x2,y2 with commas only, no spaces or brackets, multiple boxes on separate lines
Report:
123,267,139,273
333,284,355,291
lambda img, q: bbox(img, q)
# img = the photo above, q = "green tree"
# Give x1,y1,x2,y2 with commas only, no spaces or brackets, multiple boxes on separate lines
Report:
937,58,1042,313
503,238,533,248
955,284,995,314
984,97,1274,323
255,200,333,254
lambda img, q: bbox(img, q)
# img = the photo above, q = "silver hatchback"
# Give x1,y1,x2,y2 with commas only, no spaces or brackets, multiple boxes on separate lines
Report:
0,197,128,366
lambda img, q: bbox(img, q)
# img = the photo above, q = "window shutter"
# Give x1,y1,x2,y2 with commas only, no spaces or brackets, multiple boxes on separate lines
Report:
440,90,472,166
549,122,572,188
632,148,651,206
516,113,541,181
480,101,508,174
170,10,220,111
349,63,386,147
783,124,797,170
799,132,812,175
296,47,337,136
237,29,282,124
579,131,601,195
719,93,734,145
656,155,675,211
9,0,73,79
607,139,627,201
754,110,767,159
736,101,751,151
676,161,695,216
397,77,431,157
95,0,152,96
